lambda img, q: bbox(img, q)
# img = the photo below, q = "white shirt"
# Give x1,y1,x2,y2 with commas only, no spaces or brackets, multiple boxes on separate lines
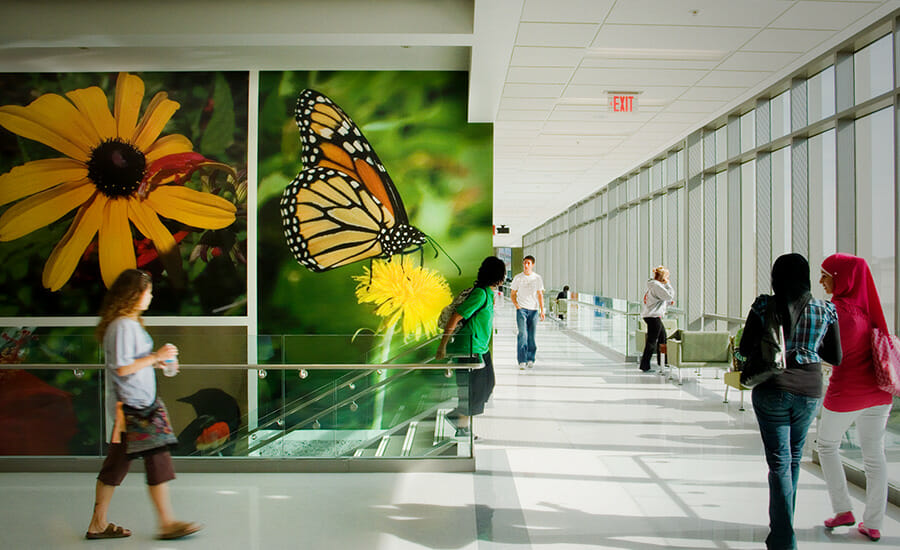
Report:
641,279,675,318
511,272,545,310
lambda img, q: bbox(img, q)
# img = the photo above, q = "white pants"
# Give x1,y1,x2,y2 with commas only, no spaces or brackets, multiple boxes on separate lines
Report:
816,404,892,529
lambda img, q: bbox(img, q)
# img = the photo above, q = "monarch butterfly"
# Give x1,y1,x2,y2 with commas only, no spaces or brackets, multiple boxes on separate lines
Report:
280,89,428,272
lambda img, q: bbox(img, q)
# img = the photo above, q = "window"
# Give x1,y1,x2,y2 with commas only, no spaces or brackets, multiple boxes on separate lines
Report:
771,91,791,140
716,126,727,165
741,160,757,305
808,66,835,123
854,34,892,105
808,129,836,285
856,108,895,331
741,110,756,153
771,147,792,259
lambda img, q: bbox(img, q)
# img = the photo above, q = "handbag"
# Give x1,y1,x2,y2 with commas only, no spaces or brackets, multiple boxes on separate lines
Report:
739,298,788,388
871,327,900,396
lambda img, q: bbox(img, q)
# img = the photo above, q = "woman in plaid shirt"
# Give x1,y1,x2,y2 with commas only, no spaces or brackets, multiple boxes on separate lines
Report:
740,253,842,550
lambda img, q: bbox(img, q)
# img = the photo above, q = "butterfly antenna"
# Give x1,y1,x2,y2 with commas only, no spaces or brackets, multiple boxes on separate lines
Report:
423,233,461,275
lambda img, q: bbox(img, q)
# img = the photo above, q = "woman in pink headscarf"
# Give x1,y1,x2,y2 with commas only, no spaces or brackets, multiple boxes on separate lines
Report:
817,253,893,542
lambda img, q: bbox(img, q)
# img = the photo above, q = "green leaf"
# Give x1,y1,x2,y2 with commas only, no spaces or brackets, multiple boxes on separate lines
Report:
258,172,291,207
200,72,236,159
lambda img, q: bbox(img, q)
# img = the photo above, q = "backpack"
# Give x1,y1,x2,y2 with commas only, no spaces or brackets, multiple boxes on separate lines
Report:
438,287,487,335
739,294,808,388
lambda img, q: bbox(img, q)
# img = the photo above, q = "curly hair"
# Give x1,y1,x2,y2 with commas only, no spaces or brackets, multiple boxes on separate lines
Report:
652,265,669,282
96,269,152,341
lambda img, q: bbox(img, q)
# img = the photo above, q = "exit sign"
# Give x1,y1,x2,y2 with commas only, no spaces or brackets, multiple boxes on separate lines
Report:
608,93,638,113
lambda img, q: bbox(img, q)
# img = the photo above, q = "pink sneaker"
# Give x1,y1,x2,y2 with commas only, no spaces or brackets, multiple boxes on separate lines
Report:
858,522,881,542
824,511,855,529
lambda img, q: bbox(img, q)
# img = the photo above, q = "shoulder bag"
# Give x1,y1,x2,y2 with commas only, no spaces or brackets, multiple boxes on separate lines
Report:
871,327,900,396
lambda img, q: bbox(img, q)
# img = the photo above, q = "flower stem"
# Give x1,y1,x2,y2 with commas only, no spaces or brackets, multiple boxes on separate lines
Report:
371,323,394,430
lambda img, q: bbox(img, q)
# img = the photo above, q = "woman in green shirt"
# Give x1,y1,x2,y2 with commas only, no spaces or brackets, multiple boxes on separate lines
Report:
436,256,507,436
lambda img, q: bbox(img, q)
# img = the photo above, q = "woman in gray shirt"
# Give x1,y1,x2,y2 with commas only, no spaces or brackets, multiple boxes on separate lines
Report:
639,266,675,372
85,269,201,541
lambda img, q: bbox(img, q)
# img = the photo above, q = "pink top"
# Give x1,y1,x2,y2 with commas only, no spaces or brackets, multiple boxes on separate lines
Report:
821,254,893,412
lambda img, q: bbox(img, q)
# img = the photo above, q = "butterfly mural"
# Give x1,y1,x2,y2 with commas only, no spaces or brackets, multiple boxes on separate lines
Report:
280,89,428,272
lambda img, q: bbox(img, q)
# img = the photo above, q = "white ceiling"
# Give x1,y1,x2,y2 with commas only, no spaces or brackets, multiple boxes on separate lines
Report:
1,0,899,246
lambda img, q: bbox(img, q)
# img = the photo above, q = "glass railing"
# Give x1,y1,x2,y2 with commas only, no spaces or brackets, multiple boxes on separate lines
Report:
0,331,480,462
542,291,684,358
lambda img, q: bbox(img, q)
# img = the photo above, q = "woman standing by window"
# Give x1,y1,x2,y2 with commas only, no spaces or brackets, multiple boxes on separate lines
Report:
639,266,674,373
817,253,893,542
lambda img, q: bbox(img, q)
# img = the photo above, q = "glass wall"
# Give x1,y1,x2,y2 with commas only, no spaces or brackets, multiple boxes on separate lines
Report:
523,24,900,493
855,107,896,331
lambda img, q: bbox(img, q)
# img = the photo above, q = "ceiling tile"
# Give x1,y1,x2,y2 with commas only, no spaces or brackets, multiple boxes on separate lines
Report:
717,51,802,71
771,1,881,30
572,67,708,87
495,120,545,132
524,157,597,170
651,111,713,122
510,46,584,67
591,24,758,52
522,0,615,23
742,28,835,52
564,84,689,102
678,86,749,101
581,57,719,70
696,69,774,87
543,120,646,134
503,83,566,97
496,109,550,121
500,97,559,110
553,103,663,113
665,99,729,112
507,66,575,83
548,109,655,122
535,134,626,147
516,22,598,47
604,0,791,27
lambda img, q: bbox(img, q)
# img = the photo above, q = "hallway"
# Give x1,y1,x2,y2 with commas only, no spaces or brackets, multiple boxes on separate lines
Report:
2,297,898,549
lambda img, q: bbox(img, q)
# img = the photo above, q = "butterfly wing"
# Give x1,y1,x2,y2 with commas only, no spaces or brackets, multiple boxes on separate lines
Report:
280,166,397,272
281,90,427,271
294,89,410,225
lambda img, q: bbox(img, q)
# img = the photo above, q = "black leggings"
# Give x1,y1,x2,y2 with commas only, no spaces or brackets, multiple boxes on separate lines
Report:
455,351,495,416
640,317,667,371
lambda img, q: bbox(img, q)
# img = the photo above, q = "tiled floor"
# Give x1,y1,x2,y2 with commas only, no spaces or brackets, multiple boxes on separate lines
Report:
2,297,898,549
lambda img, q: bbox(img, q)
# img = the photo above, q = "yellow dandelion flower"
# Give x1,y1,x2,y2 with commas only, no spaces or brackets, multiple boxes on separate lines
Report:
354,257,453,340
0,72,237,291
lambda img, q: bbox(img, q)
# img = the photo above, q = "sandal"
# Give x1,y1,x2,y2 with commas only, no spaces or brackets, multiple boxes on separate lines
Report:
85,523,132,539
156,521,203,540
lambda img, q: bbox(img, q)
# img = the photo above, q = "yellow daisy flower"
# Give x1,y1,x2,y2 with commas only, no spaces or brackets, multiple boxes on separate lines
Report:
0,72,237,291
354,257,453,340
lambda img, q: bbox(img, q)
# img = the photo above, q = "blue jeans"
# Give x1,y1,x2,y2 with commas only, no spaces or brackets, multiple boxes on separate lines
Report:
752,386,821,550
515,308,538,364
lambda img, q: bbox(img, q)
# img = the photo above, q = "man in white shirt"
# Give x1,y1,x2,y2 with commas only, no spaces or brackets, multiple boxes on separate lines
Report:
510,255,545,369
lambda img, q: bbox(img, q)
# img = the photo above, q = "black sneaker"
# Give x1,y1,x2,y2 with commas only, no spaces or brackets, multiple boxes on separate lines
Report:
455,426,471,437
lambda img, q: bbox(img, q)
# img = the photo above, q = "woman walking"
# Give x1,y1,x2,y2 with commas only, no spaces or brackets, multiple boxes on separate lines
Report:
85,269,201,540
436,256,507,437
817,253,893,542
639,266,675,372
740,253,841,550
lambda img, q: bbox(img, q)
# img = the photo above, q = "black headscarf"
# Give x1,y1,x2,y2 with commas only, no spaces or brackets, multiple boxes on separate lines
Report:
771,253,812,331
